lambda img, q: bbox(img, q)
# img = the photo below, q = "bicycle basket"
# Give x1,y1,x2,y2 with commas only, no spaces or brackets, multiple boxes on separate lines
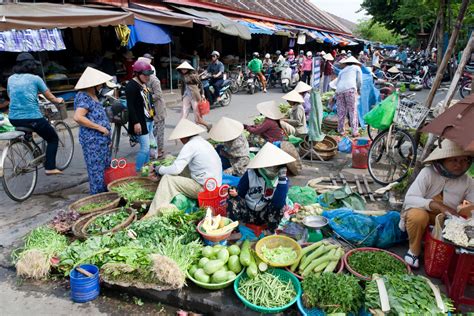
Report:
394,99,429,130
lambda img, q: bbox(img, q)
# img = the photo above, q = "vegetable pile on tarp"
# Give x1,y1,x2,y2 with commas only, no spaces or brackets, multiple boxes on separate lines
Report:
348,250,407,279
365,274,454,314
302,273,364,314
290,241,344,277
288,186,317,206
319,185,365,210
110,182,155,203
13,227,69,279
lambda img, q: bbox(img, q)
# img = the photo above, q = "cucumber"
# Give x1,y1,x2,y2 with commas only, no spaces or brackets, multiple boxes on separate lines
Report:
198,257,210,268
211,269,228,283
226,271,237,280
203,259,226,275
228,244,241,256
217,248,230,264
194,268,210,283
239,239,251,267
246,253,258,279
202,246,214,258
188,265,198,276
228,255,242,273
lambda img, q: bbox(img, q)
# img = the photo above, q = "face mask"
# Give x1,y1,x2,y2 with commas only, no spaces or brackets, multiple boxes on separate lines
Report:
261,166,279,179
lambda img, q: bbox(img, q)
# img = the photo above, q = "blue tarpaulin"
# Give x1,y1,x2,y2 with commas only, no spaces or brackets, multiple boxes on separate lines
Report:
237,20,273,35
127,19,171,49
358,66,381,127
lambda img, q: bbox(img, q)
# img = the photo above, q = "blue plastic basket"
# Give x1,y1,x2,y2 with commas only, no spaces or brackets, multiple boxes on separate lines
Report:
69,264,100,303
297,294,371,316
234,269,301,314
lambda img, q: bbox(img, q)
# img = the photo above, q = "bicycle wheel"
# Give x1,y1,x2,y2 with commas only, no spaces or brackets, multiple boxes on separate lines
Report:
368,128,417,185
54,121,74,170
1,139,38,201
460,81,471,99
367,125,378,141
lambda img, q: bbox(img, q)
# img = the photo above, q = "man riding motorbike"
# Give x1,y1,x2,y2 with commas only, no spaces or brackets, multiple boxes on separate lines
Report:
248,52,267,93
206,51,225,103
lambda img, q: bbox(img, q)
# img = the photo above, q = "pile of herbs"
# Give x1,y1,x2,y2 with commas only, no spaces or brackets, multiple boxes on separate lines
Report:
365,274,454,315
86,208,130,234
301,273,363,314
320,185,365,210
78,201,110,213
111,182,155,202
348,251,407,278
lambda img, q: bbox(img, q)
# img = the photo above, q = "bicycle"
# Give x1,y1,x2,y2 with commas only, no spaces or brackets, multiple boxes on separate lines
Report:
367,95,429,185
0,100,74,201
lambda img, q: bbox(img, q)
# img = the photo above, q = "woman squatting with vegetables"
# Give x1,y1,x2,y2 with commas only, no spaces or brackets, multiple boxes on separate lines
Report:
280,90,308,138
294,81,313,119
227,142,295,231
144,119,222,218
401,139,474,268
208,117,250,177
73,67,112,194
244,101,285,147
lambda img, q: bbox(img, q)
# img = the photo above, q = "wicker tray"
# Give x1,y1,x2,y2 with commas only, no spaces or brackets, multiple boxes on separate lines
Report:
81,207,136,237
107,176,159,208
68,192,121,214
72,211,105,239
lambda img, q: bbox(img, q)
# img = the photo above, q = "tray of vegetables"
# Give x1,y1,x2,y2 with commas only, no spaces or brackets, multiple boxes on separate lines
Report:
287,241,344,279
365,274,454,315
299,273,364,315
82,207,136,236
344,247,410,281
68,192,121,214
187,243,244,290
108,176,158,208
234,268,301,314
255,235,302,267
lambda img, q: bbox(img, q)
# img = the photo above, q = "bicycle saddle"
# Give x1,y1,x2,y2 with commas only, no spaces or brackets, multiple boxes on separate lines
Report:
15,126,34,133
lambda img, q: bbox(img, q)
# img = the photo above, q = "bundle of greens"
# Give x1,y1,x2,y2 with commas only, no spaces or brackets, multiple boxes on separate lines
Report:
141,156,176,176
111,182,155,202
86,208,130,234
253,115,265,125
347,250,407,279
301,273,364,314
279,103,291,115
13,226,69,279
78,201,110,213
365,274,454,315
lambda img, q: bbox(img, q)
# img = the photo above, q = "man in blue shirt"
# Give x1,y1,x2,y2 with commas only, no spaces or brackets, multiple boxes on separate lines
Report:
206,51,225,103
397,46,408,66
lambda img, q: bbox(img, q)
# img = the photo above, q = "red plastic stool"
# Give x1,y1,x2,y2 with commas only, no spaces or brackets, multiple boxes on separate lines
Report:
442,251,474,307
245,223,267,237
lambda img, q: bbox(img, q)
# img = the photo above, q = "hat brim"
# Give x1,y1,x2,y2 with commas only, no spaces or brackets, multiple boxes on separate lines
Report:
256,101,285,120
141,70,154,76
208,117,244,142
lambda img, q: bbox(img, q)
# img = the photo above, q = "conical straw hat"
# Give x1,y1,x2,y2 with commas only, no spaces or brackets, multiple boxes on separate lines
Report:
387,66,400,73
208,117,244,142
294,81,312,93
256,100,285,120
323,53,334,61
247,142,296,169
372,61,381,68
340,56,361,65
424,139,468,163
168,118,206,140
176,61,194,70
282,90,304,103
75,67,113,90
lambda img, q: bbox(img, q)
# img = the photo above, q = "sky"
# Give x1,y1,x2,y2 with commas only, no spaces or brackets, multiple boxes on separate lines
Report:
311,0,369,23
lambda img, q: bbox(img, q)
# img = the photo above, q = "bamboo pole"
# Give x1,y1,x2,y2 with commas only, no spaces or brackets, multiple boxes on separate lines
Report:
437,0,447,66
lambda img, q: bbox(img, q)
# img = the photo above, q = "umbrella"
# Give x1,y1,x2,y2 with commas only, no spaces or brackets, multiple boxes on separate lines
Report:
422,94,474,152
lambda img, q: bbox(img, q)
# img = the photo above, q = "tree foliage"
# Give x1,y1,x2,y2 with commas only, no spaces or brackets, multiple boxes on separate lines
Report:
355,19,401,44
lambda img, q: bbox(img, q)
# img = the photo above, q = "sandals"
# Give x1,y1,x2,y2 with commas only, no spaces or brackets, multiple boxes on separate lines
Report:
45,169,63,176
404,251,420,269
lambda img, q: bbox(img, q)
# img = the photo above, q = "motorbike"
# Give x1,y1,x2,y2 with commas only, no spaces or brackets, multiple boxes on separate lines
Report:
200,71,232,108
227,65,244,94
459,70,473,98
263,65,279,88
246,71,260,94
281,61,300,93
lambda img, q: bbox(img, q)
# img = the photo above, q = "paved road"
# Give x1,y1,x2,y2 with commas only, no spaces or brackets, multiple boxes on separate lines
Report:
0,84,452,314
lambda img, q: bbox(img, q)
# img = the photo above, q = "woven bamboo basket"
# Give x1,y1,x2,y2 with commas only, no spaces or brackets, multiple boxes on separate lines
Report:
68,192,121,215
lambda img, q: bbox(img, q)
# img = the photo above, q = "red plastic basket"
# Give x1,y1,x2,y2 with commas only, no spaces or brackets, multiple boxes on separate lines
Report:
423,229,456,278
351,138,371,169
197,179,229,217
104,158,137,186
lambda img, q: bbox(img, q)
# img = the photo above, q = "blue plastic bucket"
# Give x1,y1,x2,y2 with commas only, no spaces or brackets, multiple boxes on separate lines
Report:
69,264,100,303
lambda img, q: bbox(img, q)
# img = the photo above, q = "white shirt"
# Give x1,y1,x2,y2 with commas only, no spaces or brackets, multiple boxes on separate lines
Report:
335,65,362,93
158,135,222,185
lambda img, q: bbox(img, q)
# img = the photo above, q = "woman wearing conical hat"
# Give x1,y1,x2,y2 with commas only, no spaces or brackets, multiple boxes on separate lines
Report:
209,117,250,177
294,81,312,118
280,90,307,137
401,139,474,268
244,100,285,147
73,67,113,194
227,142,296,231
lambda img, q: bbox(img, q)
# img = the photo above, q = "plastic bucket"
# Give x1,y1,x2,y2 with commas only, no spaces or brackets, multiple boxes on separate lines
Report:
352,138,371,169
69,264,100,303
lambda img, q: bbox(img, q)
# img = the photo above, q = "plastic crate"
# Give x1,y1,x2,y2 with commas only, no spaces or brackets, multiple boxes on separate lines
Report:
423,229,456,278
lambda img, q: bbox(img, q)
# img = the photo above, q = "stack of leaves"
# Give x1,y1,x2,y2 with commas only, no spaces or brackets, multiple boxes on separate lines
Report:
301,273,364,314
13,226,69,279
320,185,365,210
348,250,407,279
365,274,454,314
111,182,155,203
86,208,130,234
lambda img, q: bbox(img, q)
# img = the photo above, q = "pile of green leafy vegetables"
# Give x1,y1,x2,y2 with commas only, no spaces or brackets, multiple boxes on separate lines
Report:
111,182,155,202
301,273,364,314
348,250,407,278
78,201,110,213
86,208,130,234
319,185,365,210
365,274,454,315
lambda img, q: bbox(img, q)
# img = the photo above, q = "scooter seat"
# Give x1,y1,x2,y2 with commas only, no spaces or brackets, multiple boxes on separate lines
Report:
15,126,34,133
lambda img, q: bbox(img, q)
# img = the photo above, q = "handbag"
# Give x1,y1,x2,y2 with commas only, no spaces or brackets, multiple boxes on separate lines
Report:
198,98,210,116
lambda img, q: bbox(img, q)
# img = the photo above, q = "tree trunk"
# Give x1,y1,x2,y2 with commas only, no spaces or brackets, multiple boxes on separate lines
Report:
410,0,470,180
437,0,447,66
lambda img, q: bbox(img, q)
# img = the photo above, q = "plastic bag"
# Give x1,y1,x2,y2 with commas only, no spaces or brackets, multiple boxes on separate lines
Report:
288,186,317,206
288,135,303,146
0,114,15,133
171,194,197,213
338,137,352,153
363,92,398,130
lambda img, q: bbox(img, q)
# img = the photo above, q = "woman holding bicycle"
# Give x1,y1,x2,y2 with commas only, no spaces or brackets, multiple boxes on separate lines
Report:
73,67,112,194
7,53,64,175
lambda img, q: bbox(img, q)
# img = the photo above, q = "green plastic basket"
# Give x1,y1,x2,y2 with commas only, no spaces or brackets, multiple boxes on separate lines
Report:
186,269,244,290
234,269,302,313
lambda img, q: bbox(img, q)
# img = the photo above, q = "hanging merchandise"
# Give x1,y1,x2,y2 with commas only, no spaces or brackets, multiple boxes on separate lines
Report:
296,33,306,45
115,25,131,47
311,57,321,89
0,28,65,52
289,38,296,48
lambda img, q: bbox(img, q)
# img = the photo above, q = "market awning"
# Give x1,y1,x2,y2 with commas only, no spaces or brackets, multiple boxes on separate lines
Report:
127,19,171,48
236,20,273,35
173,6,251,40
0,3,134,31
125,6,196,28
0,28,66,52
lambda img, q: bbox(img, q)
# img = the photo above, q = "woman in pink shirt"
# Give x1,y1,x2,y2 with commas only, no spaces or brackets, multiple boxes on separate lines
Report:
301,51,313,84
